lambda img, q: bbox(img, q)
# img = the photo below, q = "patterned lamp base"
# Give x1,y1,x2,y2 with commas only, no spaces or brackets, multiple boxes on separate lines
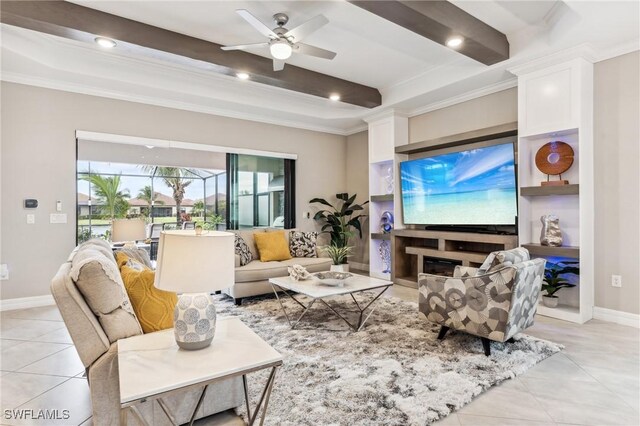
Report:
174,293,217,350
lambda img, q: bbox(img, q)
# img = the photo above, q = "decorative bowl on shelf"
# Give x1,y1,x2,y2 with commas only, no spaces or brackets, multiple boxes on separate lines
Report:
313,271,353,287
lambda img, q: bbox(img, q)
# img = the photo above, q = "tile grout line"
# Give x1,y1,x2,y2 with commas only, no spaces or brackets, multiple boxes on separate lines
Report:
4,344,73,373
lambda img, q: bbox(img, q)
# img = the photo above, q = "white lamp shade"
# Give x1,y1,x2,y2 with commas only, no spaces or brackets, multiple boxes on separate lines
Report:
111,219,146,243
154,230,235,293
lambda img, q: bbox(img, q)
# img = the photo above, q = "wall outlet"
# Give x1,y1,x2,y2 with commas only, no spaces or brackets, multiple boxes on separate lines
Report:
26,214,35,224
0,264,8,280
611,275,622,288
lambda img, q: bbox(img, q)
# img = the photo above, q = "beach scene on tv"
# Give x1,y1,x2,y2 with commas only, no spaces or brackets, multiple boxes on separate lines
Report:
400,143,517,225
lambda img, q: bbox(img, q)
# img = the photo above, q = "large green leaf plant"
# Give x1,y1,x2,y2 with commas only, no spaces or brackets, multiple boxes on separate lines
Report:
542,261,580,298
309,193,368,261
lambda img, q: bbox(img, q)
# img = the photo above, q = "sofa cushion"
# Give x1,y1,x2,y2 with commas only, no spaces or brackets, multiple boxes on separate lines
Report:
477,247,531,275
235,260,289,283
71,243,142,343
120,262,177,334
114,247,153,269
232,229,264,260
254,231,292,262
281,257,332,272
289,231,318,258
234,234,253,266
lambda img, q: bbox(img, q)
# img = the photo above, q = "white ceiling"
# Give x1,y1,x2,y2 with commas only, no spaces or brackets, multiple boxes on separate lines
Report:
2,1,638,134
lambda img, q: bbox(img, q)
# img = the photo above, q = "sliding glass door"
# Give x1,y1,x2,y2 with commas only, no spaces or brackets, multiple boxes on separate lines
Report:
227,154,295,229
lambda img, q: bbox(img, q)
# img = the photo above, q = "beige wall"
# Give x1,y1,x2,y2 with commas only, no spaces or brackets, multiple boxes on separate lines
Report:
0,82,347,300
594,51,640,315
346,131,370,267
409,87,518,143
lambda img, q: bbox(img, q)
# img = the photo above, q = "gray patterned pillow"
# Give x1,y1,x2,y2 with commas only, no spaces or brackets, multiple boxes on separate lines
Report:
477,247,531,275
234,234,253,266
289,231,318,258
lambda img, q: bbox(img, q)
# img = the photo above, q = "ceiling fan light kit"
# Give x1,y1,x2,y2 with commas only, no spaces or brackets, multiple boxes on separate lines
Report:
270,40,293,60
223,9,337,72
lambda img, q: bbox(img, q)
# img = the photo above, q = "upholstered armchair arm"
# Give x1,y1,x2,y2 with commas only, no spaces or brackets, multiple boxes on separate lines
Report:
453,265,479,278
418,267,518,342
504,258,546,340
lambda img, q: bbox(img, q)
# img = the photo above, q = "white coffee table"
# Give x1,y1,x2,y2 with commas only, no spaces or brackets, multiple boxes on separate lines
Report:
118,317,283,426
269,273,393,332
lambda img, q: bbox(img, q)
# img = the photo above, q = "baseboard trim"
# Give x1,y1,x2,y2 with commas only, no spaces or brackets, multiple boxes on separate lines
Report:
0,295,55,312
593,306,640,328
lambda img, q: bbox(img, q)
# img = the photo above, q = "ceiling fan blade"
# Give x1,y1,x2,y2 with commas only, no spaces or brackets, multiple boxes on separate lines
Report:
236,9,279,40
284,14,329,43
221,42,269,51
295,43,337,60
273,59,285,72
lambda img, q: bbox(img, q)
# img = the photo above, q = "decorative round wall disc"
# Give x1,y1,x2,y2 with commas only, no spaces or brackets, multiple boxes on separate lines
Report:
535,141,574,175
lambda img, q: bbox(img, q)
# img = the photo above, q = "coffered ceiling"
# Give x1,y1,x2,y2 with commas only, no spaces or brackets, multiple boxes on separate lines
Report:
1,1,638,134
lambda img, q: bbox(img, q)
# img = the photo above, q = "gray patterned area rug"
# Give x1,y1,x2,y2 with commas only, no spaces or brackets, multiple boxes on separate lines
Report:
214,293,561,425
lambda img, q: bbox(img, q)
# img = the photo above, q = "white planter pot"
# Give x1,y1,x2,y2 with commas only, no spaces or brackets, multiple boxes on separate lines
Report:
330,264,349,273
542,296,559,308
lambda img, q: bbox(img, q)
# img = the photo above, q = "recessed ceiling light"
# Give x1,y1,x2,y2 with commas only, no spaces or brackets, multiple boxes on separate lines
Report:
94,37,116,49
145,145,155,149
236,72,250,80
446,37,463,48
329,94,341,101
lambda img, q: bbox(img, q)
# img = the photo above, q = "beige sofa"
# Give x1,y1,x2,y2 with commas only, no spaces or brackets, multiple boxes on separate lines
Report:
224,229,332,305
51,241,243,426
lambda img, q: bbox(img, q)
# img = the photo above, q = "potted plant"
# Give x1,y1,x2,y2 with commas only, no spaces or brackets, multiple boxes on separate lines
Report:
541,261,580,308
323,244,353,272
196,214,225,231
310,193,368,269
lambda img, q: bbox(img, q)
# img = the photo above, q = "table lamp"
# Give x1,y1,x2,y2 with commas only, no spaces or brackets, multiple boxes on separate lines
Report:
154,230,234,350
111,218,146,247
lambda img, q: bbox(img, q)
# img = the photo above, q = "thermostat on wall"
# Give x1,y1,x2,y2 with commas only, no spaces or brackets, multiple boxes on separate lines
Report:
24,199,38,209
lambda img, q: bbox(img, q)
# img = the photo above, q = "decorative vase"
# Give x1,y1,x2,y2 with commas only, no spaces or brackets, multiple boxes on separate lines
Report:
540,215,563,247
330,264,349,273
384,167,394,194
380,211,394,234
379,240,391,273
542,295,559,308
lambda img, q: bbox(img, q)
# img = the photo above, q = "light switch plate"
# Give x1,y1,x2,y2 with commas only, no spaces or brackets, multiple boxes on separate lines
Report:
50,213,67,224
26,214,35,224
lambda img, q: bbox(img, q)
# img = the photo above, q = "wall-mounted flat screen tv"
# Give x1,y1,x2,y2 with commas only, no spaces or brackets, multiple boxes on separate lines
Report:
400,142,517,226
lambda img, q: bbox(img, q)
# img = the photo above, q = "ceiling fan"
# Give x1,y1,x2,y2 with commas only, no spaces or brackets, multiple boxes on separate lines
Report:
221,9,337,72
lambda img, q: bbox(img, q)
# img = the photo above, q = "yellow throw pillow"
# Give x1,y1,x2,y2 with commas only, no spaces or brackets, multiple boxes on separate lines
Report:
254,231,292,262
119,263,177,334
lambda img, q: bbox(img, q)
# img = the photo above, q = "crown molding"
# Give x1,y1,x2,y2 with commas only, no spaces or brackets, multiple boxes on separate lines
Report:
407,78,518,118
507,43,599,76
344,123,369,136
76,131,299,160
362,108,410,124
2,72,354,136
594,39,640,63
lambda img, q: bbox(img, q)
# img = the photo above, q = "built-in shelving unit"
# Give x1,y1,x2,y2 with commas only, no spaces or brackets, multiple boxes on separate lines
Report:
522,243,580,258
521,184,579,196
366,112,408,280
391,229,518,288
371,233,391,241
512,56,594,324
370,194,394,202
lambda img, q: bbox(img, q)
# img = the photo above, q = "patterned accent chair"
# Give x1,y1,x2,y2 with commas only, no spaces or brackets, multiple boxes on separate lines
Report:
418,248,546,356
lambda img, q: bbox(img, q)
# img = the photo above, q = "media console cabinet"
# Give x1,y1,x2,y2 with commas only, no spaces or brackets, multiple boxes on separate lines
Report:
391,229,518,288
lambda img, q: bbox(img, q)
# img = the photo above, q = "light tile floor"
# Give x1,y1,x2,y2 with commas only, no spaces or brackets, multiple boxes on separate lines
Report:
1,287,638,426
